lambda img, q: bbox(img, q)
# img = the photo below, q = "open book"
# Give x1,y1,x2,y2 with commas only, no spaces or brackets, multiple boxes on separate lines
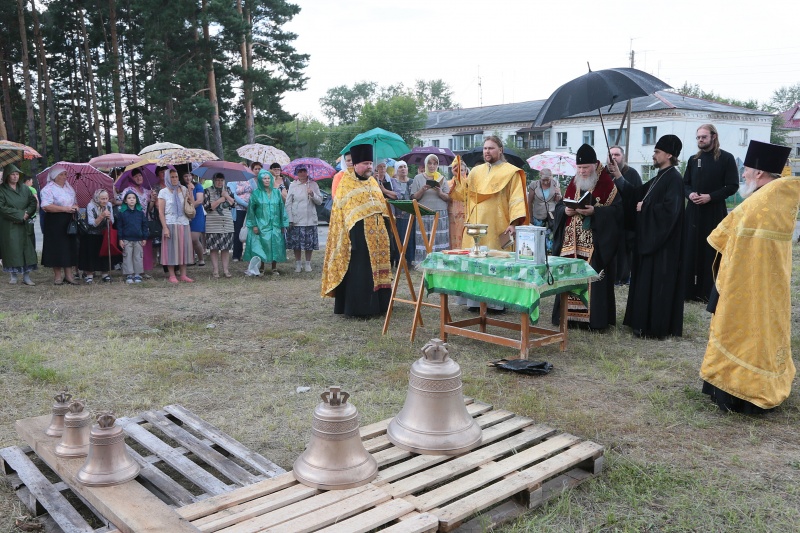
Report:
563,191,592,210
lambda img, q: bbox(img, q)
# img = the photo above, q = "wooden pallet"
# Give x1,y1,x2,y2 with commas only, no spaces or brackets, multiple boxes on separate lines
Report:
175,400,604,532
5,404,285,533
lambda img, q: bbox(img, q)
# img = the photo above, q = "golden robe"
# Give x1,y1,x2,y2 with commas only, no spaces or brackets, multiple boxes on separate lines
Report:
700,175,800,409
450,162,528,250
321,169,391,297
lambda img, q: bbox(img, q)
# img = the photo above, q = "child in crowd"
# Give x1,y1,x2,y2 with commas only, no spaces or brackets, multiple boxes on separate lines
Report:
116,191,149,283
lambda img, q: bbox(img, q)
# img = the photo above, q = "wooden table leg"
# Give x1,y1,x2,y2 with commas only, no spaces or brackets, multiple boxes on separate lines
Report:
440,294,448,341
479,302,488,333
559,292,569,351
520,312,529,359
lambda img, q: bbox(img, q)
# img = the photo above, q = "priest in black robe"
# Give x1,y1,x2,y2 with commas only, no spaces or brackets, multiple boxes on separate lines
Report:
551,144,622,330
624,135,685,338
682,124,738,302
607,145,642,285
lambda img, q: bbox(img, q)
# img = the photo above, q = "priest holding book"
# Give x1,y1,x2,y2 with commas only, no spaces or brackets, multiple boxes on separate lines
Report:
551,144,623,330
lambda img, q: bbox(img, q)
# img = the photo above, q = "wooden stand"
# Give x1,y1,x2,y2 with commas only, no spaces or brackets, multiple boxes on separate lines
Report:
438,292,570,359
383,200,440,342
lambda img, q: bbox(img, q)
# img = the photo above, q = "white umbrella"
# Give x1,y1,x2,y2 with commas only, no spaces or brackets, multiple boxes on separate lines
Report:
138,142,185,159
527,151,577,177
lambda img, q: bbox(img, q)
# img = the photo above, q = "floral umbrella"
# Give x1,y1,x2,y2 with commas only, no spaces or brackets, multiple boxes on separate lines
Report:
0,140,42,166
236,143,290,166
138,142,184,159
157,148,219,166
527,151,577,177
36,163,114,207
282,157,336,181
88,153,142,171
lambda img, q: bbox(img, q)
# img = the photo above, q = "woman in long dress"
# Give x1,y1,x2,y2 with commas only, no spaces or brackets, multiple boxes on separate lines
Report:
410,154,450,263
158,169,194,283
40,166,79,285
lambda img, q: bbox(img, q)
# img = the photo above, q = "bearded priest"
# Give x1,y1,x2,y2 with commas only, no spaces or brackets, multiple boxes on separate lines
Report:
551,143,623,330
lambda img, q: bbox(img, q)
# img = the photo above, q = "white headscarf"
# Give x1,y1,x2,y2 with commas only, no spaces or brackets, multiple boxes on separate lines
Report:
47,165,67,182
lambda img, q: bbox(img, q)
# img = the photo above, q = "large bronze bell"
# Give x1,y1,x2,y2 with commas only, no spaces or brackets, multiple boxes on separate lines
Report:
387,339,482,455
293,387,378,490
54,400,91,458
45,388,73,437
77,412,140,486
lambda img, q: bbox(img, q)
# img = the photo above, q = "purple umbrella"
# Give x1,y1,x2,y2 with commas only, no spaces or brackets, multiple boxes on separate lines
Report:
398,146,456,166
115,163,176,191
282,157,336,181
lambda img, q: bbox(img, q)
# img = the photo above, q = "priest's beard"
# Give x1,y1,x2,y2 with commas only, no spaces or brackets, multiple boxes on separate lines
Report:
355,168,374,180
739,178,758,198
574,171,599,192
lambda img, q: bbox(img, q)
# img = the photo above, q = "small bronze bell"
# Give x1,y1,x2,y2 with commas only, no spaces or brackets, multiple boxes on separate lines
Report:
45,388,73,437
387,339,482,455
54,400,91,458
77,412,140,486
293,387,377,490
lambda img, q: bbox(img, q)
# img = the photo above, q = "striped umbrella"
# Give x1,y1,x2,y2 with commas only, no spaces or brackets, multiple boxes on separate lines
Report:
88,153,142,171
36,163,114,208
236,143,290,167
157,148,219,166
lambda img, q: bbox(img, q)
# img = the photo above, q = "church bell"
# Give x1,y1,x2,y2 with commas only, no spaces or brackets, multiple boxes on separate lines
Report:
45,388,73,437
293,387,378,490
54,400,92,458
77,412,140,486
387,339,482,455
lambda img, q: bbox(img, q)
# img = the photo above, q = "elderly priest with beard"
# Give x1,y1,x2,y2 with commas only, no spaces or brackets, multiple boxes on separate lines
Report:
551,144,622,330
623,135,685,339
700,140,797,413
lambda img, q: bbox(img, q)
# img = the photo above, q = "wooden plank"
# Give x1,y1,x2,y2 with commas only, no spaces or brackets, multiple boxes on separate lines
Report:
386,424,555,498
363,434,394,454
381,512,439,533
141,410,260,487
217,484,377,533
264,487,392,533
451,499,528,532
162,405,285,478
125,443,198,507
15,415,199,533
312,499,415,533
436,441,605,530
178,472,299,521
407,433,581,512
115,416,232,496
0,446,95,532
193,484,318,532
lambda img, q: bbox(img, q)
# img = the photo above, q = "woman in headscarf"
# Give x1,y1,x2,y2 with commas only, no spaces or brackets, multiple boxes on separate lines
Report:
447,158,469,249
121,168,155,274
0,164,38,285
203,172,235,278
157,168,193,283
410,154,450,263
79,188,115,283
183,172,206,266
388,160,415,268
244,169,289,275
40,165,79,285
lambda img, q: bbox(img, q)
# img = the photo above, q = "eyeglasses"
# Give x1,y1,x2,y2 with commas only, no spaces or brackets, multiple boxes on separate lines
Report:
696,135,712,140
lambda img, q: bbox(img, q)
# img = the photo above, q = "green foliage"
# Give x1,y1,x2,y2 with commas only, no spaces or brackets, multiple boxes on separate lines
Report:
765,82,800,113
674,82,761,109
357,95,427,148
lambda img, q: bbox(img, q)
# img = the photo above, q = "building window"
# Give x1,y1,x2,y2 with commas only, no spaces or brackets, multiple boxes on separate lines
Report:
557,132,568,148
582,130,594,146
607,128,627,145
451,134,482,151
642,126,657,145
796,143,800,157
642,165,657,181
739,128,749,146
529,132,549,150
432,140,439,147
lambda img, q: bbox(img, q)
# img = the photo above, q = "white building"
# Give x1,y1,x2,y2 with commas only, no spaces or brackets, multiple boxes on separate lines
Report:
778,104,800,175
419,92,773,179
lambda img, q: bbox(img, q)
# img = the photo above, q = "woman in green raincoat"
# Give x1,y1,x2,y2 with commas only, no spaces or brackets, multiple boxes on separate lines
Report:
0,164,38,285
244,169,288,275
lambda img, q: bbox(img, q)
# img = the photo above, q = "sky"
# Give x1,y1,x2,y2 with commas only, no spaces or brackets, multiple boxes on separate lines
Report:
280,0,800,120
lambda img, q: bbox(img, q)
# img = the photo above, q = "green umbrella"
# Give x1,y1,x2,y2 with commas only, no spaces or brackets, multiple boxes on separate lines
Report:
340,127,410,161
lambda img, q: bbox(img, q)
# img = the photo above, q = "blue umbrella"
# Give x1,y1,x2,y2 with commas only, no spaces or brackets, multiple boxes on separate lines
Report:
191,161,254,182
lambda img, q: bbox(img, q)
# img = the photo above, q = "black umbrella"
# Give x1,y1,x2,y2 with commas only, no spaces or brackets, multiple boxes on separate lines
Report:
534,67,671,127
460,146,527,169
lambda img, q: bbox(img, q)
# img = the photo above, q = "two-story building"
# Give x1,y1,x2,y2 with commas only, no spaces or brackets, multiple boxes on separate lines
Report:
778,104,800,176
419,92,774,180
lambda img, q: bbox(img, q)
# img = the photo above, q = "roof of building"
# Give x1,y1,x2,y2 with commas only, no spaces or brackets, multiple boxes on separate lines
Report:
424,92,772,130
779,104,800,129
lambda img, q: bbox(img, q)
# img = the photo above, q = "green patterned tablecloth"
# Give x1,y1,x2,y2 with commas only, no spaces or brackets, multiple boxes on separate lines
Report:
420,253,597,323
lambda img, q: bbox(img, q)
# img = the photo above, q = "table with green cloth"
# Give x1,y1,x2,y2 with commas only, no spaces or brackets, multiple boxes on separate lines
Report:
419,252,597,357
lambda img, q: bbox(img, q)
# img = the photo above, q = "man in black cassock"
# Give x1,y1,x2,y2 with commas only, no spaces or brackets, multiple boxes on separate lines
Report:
607,145,642,285
551,144,622,330
624,135,685,339
682,124,738,302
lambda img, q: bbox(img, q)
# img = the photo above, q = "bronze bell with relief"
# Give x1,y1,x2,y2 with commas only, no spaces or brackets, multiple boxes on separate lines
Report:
45,388,73,437
387,339,482,455
293,386,377,490
54,400,92,458
77,412,140,486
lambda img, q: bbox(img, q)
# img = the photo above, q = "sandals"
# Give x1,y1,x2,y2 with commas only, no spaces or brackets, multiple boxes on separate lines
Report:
212,272,220,279
64,279,79,286
223,272,232,278
179,276,194,283
168,276,179,284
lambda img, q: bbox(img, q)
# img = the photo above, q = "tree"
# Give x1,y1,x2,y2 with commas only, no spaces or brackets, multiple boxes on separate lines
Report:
357,94,427,148
319,82,378,126
17,0,38,172
674,82,759,110
414,79,458,111
765,82,800,113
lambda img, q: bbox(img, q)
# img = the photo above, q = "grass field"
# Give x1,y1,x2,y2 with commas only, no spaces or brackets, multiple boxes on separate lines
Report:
0,248,798,532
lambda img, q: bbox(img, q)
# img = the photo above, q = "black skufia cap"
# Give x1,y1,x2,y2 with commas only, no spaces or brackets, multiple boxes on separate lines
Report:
575,144,597,165
743,140,791,174
350,143,373,165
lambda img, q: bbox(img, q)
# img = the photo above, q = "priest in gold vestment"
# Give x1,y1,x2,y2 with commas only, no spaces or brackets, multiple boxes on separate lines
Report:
700,140,797,412
449,136,528,250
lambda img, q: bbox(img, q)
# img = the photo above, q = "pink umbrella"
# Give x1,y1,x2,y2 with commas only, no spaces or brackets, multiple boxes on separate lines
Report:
526,151,577,177
37,163,114,208
115,163,176,191
88,153,142,171
282,157,336,181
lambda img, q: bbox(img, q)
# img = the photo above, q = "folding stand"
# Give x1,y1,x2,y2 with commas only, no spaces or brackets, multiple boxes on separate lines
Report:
382,199,440,341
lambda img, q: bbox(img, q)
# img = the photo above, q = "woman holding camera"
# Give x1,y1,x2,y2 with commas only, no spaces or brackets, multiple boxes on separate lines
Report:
203,172,235,278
